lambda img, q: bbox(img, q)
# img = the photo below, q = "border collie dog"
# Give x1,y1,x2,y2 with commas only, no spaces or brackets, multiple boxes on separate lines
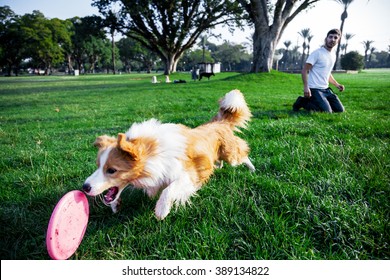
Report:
82,89,255,220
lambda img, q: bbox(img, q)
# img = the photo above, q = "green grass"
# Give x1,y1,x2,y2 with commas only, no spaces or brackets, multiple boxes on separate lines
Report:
0,70,389,260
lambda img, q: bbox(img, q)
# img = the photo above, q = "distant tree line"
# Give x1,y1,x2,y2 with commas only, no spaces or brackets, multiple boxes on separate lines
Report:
276,29,390,71
2,0,335,75
1,2,389,76
0,6,254,75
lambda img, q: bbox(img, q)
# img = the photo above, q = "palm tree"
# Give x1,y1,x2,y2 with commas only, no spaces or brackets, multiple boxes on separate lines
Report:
283,40,292,69
298,28,311,68
344,33,355,54
340,44,346,55
291,45,300,70
307,35,314,55
333,0,355,70
283,40,292,50
362,40,374,69
368,47,376,68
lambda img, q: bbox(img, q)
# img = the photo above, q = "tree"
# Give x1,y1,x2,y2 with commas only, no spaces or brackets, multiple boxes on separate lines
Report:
291,45,301,69
44,18,73,73
5,11,71,75
0,6,25,75
117,37,142,73
70,16,106,72
362,40,374,69
343,33,355,54
83,36,110,73
238,0,321,73
1,7,73,75
307,34,313,55
98,38,119,73
93,0,243,75
372,50,390,68
333,0,355,70
368,46,376,68
281,40,291,69
102,10,121,74
298,28,311,68
387,45,390,67
19,11,54,72
117,37,160,73
213,41,250,71
340,43,346,55
283,40,291,51
179,48,214,71
340,51,364,70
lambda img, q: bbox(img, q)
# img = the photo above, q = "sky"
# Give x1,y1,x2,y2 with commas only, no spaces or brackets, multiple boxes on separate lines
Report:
1,0,389,54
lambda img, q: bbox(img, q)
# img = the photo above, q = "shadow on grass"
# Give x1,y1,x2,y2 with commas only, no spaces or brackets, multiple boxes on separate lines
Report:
0,185,154,259
252,109,312,120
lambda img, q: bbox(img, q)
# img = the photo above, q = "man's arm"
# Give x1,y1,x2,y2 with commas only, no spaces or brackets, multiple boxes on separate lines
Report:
329,73,345,92
302,63,313,98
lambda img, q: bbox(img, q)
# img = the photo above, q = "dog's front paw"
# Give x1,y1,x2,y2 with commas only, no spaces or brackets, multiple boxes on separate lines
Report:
155,199,172,220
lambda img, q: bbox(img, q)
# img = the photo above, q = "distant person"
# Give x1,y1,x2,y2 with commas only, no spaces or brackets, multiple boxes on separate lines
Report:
293,29,345,113
191,67,198,81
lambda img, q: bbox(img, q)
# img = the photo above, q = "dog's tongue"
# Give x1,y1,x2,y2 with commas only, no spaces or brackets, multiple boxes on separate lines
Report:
104,187,119,203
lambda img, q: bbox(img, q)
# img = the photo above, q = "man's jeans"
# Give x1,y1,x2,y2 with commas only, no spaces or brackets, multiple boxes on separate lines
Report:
305,88,345,113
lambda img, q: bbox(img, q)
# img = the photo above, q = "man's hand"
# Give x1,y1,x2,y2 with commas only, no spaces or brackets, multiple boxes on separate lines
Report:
304,87,311,98
336,84,345,92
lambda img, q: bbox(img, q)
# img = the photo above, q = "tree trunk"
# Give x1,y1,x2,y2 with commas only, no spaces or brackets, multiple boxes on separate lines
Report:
172,58,179,73
334,8,348,70
6,62,12,76
251,24,279,73
241,0,320,73
111,30,116,75
163,55,173,75
67,54,74,74
163,53,180,75
75,59,82,72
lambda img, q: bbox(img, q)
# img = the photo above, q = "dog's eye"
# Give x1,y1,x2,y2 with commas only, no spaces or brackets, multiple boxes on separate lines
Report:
106,168,117,174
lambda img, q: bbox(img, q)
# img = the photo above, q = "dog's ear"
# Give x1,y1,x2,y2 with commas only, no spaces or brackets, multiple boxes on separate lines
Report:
117,133,139,161
94,135,117,149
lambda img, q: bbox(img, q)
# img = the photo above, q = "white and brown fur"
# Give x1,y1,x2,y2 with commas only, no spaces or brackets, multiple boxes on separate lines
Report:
82,89,255,220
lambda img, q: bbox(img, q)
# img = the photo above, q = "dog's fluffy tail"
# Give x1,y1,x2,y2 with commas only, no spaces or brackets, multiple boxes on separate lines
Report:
212,89,252,131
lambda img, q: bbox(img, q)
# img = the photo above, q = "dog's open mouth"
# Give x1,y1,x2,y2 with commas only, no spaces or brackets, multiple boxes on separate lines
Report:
103,187,119,204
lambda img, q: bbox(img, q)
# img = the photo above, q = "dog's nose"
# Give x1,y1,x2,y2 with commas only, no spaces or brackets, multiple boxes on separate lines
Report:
82,183,91,193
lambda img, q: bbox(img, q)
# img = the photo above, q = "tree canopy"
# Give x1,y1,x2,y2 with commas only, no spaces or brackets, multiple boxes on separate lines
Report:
1,2,388,76
93,0,244,74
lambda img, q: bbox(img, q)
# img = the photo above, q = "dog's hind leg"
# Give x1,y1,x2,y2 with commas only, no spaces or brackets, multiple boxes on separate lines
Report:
242,157,255,172
227,156,255,172
219,134,255,172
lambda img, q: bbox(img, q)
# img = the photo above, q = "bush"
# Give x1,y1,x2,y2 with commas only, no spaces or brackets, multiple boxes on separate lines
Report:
340,51,364,70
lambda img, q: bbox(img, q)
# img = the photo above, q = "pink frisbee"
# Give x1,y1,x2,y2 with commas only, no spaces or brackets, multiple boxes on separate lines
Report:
46,190,89,260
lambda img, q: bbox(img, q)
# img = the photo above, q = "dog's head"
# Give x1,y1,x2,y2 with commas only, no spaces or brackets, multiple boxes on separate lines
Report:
82,133,153,205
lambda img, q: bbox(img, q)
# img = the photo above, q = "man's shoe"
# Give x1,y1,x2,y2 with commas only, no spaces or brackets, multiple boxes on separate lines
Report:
293,96,307,111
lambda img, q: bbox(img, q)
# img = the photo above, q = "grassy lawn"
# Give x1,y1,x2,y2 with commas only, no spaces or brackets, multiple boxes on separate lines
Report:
0,70,389,260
